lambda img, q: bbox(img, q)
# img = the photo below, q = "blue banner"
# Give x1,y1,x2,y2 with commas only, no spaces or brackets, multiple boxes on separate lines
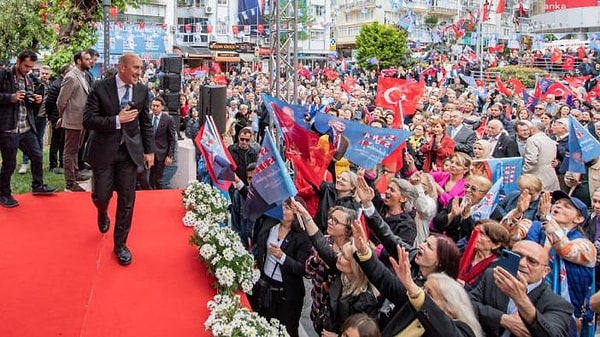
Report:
471,178,502,221
94,22,167,62
479,157,523,199
314,113,411,170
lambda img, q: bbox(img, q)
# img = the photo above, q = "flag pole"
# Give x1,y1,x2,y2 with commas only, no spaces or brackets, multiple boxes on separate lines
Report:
477,0,484,81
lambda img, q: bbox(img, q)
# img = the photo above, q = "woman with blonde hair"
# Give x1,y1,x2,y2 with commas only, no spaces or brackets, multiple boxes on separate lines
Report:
470,139,493,180
291,201,380,337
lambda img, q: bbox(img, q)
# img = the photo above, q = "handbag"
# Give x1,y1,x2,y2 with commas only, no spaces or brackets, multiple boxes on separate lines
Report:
255,277,273,310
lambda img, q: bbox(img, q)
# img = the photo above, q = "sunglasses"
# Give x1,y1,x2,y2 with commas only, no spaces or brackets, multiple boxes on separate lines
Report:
239,138,251,142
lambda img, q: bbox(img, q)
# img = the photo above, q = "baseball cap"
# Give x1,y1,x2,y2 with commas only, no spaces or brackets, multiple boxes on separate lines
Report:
551,190,589,220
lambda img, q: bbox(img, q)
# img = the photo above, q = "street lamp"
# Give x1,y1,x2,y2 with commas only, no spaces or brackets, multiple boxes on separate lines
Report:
103,0,111,74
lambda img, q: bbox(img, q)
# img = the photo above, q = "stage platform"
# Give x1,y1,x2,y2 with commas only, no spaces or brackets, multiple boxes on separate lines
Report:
0,190,214,337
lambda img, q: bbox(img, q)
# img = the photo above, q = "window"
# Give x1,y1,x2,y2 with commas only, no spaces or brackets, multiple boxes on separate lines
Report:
217,21,228,35
217,0,227,4
310,30,324,40
314,5,325,17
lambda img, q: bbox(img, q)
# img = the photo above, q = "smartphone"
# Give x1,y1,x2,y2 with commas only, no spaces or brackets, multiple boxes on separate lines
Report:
496,249,521,277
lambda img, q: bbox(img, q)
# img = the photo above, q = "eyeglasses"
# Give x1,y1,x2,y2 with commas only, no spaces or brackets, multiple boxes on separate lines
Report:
327,216,346,226
464,184,485,193
239,138,251,142
535,107,544,110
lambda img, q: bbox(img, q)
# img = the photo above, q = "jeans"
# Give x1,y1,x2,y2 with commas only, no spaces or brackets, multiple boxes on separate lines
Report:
22,116,46,165
0,130,45,196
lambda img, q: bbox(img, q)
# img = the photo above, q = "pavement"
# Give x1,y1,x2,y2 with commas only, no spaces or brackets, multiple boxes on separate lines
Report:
299,278,318,337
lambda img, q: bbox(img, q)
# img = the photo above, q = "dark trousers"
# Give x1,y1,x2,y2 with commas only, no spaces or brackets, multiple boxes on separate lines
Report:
48,122,64,169
259,290,303,337
78,129,90,170
91,144,138,248
0,130,44,196
148,159,166,189
23,116,46,164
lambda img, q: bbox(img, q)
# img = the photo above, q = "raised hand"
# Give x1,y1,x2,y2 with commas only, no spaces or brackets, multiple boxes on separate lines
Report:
351,220,369,255
390,245,419,295
356,175,375,207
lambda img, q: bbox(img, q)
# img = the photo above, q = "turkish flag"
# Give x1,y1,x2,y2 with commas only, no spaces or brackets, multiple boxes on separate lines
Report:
184,24,191,33
452,24,464,38
211,62,223,74
563,75,590,89
508,78,525,95
586,84,600,101
544,82,573,99
323,68,339,81
562,55,575,70
206,25,213,33
496,0,506,14
298,66,311,79
495,77,513,97
257,24,264,34
482,1,490,21
578,45,587,60
232,25,239,34
550,49,562,64
375,77,425,118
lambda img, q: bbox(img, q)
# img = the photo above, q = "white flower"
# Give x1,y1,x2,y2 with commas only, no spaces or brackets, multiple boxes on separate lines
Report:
182,211,198,227
222,248,235,262
199,244,217,259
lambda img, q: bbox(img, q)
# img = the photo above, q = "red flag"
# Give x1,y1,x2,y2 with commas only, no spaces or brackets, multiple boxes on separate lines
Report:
495,77,513,97
586,84,600,101
468,11,475,30
297,66,311,79
550,48,562,64
563,75,590,89
578,45,587,60
452,24,464,38
562,55,575,70
496,0,505,14
507,78,525,95
544,82,573,99
323,68,339,81
375,77,425,118
270,102,331,188
482,1,490,22
210,61,223,74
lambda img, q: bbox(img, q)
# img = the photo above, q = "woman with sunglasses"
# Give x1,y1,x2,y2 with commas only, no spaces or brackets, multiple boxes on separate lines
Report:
290,200,380,337
432,175,502,249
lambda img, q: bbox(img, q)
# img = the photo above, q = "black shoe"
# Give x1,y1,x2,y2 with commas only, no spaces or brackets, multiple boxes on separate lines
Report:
114,245,132,266
76,171,92,181
66,183,86,192
32,184,57,195
0,195,19,208
98,212,110,234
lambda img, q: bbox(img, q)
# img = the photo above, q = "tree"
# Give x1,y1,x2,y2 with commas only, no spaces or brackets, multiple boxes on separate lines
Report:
355,22,411,70
0,0,55,62
46,0,141,72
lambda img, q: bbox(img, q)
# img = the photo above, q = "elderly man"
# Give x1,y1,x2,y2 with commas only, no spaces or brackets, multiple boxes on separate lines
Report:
523,121,560,191
470,240,573,337
485,119,519,158
447,109,476,156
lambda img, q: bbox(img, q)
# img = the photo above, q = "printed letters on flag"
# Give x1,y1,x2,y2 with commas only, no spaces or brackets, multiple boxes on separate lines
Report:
243,132,297,221
475,157,523,198
564,115,600,173
470,178,502,221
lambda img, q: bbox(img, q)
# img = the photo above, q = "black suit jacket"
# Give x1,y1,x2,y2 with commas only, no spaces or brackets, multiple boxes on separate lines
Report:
489,133,520,159
253,216,312,303
470,269,573,337
83,77,154,169
152,112,176,162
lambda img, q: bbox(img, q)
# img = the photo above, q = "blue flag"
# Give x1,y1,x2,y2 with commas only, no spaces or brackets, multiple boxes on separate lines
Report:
565,115,600,173
522,90,539,113
313,113,412,170
459,74,477,88
538,78,554,94
243,132,297,221
478,157,523,199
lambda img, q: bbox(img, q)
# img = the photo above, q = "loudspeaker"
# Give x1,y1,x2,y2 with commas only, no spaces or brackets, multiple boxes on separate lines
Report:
160,73,181,93
159,56,183,74
199,85,227,135
163,92,180,111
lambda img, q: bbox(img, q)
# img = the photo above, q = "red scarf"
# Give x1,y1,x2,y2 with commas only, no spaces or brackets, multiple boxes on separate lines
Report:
458,228,498,285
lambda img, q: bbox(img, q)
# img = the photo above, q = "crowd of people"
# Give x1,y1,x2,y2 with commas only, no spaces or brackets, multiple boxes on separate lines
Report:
5,43,600,337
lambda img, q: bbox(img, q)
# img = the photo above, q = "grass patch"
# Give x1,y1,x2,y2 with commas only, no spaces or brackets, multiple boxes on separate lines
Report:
10,146,66,195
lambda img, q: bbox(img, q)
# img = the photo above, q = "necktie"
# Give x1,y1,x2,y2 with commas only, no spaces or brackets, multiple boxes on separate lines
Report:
120,85,131,109
152,116,159,134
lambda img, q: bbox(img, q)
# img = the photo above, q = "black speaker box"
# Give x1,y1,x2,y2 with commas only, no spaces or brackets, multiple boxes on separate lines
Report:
163,92,180,111
160,73,181,93
159,56,183,74
199,85,227,134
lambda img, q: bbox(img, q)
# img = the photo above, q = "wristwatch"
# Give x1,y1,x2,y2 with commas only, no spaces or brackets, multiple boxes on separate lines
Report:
544,214,553,222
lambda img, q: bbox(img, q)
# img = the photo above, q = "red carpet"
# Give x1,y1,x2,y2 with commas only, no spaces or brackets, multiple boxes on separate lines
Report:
0,190,214,337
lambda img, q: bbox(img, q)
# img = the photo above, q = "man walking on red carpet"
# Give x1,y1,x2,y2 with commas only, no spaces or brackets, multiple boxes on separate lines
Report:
83,53,154,266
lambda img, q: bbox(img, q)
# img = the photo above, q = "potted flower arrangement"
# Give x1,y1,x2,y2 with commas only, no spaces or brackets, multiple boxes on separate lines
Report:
182,181,229,227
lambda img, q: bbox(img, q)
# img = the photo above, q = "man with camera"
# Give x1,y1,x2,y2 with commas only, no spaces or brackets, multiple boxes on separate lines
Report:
0,50,56,208
57,51,92,192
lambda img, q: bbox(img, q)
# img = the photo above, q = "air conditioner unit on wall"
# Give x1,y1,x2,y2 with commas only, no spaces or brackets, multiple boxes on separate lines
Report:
205,6,214,13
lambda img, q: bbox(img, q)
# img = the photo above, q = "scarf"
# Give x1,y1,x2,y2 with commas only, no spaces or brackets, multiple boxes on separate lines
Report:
458,227,498,285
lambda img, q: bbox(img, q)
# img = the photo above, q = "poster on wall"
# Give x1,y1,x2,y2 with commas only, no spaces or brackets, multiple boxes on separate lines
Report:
94,22,168,63
545,0,597,12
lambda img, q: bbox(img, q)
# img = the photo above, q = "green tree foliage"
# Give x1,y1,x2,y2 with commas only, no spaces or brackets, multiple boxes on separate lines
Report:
297,0,315,40
45,0,141,73
0,0,55,62
356,22,411,70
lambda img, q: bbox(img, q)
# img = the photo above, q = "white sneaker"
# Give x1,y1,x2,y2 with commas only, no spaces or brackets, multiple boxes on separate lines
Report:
18,164,28,174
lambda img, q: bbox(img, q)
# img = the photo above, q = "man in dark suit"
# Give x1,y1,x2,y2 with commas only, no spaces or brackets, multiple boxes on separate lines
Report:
447,109,476,156
0,50,56,208
148,97,176,189
82,53,155,266
486,120,519,158
470,240,573,337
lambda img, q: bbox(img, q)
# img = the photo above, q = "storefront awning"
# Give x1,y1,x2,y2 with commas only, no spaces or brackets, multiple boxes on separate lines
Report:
239,53,255,62
173,45,211,58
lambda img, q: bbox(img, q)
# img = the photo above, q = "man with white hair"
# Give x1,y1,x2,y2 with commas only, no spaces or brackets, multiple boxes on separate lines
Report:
545,94,558,116
485,119,519,158
447,109,476,156
523,121,560,191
